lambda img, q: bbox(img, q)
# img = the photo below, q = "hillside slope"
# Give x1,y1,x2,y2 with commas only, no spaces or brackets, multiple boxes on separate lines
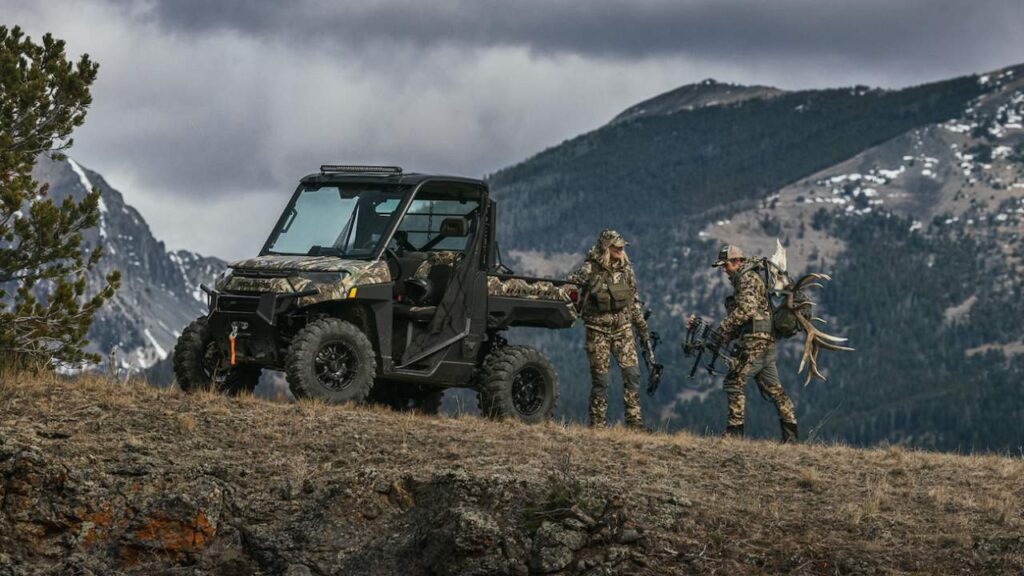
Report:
2,373,1022,575
488,64,1024,450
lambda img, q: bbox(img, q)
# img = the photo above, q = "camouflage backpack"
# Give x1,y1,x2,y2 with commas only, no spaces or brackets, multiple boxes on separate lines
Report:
752,258,808,340
770,288,812,339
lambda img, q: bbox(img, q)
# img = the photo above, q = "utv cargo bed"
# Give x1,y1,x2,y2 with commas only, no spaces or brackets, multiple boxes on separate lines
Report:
486,274,579,330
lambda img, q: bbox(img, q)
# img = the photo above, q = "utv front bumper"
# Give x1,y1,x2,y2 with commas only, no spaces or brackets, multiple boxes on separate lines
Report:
201,284,318,326
200,284,318,366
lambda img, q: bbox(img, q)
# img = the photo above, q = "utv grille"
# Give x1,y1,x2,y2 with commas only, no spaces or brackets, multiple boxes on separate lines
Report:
218,295,260,314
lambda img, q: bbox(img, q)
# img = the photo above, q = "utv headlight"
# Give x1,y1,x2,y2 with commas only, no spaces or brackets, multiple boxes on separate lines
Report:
302,271,350,284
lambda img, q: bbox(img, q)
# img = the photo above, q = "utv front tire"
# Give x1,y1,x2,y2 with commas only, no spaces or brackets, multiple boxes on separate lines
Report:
286,318,376,403
477,345,558,424
173,317,260,394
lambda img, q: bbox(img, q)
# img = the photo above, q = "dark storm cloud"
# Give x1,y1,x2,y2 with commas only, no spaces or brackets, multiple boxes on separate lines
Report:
6,0,1023,259
119,0,1024,71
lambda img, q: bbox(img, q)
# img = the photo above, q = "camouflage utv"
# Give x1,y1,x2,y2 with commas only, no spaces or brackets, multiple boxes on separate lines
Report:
173,165,579,422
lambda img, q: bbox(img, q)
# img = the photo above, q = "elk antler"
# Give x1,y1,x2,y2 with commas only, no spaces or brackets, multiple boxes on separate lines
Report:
784,273,855,385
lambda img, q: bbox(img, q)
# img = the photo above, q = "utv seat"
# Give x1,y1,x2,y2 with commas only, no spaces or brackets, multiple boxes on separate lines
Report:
389,251,428,299
394,263,453,323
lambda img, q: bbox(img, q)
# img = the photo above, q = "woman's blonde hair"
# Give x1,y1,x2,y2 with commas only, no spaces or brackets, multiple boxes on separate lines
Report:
599,244,629,269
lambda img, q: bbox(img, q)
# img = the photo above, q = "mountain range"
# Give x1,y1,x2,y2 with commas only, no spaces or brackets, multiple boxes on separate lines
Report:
32,63,1024,452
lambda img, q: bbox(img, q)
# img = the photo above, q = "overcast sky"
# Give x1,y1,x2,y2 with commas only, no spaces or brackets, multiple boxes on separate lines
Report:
4,0,1023,259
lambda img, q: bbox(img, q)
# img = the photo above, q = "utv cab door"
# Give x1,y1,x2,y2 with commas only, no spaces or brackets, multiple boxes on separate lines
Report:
389,181,489,379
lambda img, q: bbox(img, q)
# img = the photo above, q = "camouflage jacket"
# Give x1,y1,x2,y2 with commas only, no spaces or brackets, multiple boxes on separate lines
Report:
567,257,649,337
719,263,773,343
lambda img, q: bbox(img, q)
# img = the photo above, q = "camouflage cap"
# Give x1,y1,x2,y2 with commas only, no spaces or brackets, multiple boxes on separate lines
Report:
599,229,629,248
712,244,743,267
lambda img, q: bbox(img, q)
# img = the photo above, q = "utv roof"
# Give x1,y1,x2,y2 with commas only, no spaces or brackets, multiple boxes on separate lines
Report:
300,165,485,187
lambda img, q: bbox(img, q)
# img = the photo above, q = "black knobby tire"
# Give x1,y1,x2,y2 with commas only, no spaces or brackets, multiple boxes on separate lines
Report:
477,345,558,424
173,316,260,395
285,318,376,403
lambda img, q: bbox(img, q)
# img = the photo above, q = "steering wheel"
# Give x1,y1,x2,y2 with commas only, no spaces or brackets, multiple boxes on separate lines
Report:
383,247,403,279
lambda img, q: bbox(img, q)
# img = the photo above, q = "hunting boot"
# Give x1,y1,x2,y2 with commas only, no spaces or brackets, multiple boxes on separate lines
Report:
780,420,799,444
724,424,744,438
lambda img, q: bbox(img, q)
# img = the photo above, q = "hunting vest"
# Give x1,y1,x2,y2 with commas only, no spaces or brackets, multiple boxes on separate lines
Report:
588,267,631,314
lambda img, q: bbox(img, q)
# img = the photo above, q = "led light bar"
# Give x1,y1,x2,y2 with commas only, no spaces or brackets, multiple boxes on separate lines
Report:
320,165,403,175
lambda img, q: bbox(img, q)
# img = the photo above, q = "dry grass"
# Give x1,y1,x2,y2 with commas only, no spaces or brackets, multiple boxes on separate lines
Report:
2,370,1023,574
797,466,825,492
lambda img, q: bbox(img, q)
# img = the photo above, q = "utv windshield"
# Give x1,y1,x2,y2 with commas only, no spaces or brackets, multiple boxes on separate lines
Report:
264,184,408,257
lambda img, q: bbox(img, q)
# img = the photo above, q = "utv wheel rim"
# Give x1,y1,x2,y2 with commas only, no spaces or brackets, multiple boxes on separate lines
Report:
315,342,358,391
511,367,546,416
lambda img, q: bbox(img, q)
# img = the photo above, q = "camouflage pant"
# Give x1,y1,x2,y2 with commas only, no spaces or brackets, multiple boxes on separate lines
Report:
585,327,642,428
723,340,796,427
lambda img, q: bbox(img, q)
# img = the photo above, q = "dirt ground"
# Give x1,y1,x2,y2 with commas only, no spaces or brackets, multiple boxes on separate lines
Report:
1,371,1022,575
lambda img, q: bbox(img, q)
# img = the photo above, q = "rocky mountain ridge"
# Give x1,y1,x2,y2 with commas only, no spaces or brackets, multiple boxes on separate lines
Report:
29,156,225,375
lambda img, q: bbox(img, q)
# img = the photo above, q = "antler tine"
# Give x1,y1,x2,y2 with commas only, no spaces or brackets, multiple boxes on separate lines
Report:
793,273,831,290
794,313,853,384
815,331,849,343
798,326,815,374
816,339,855,352
795,310,847,342
803,346,827,386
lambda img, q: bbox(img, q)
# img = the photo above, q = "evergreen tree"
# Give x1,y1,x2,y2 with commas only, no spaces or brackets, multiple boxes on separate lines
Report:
0,25,120,370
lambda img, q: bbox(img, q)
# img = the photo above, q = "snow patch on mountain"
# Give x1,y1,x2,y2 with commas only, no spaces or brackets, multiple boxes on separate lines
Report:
144,328,168,360
68,157,107,239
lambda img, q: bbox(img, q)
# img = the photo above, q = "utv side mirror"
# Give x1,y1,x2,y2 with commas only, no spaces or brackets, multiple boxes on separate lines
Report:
439,217,468,237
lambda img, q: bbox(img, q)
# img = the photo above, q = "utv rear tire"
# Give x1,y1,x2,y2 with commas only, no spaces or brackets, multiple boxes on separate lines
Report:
173,316,261,394
286,318,376,403
477,345,558,424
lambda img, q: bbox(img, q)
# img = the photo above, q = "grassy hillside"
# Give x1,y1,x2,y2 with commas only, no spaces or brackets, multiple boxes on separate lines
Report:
2,372,1022,575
